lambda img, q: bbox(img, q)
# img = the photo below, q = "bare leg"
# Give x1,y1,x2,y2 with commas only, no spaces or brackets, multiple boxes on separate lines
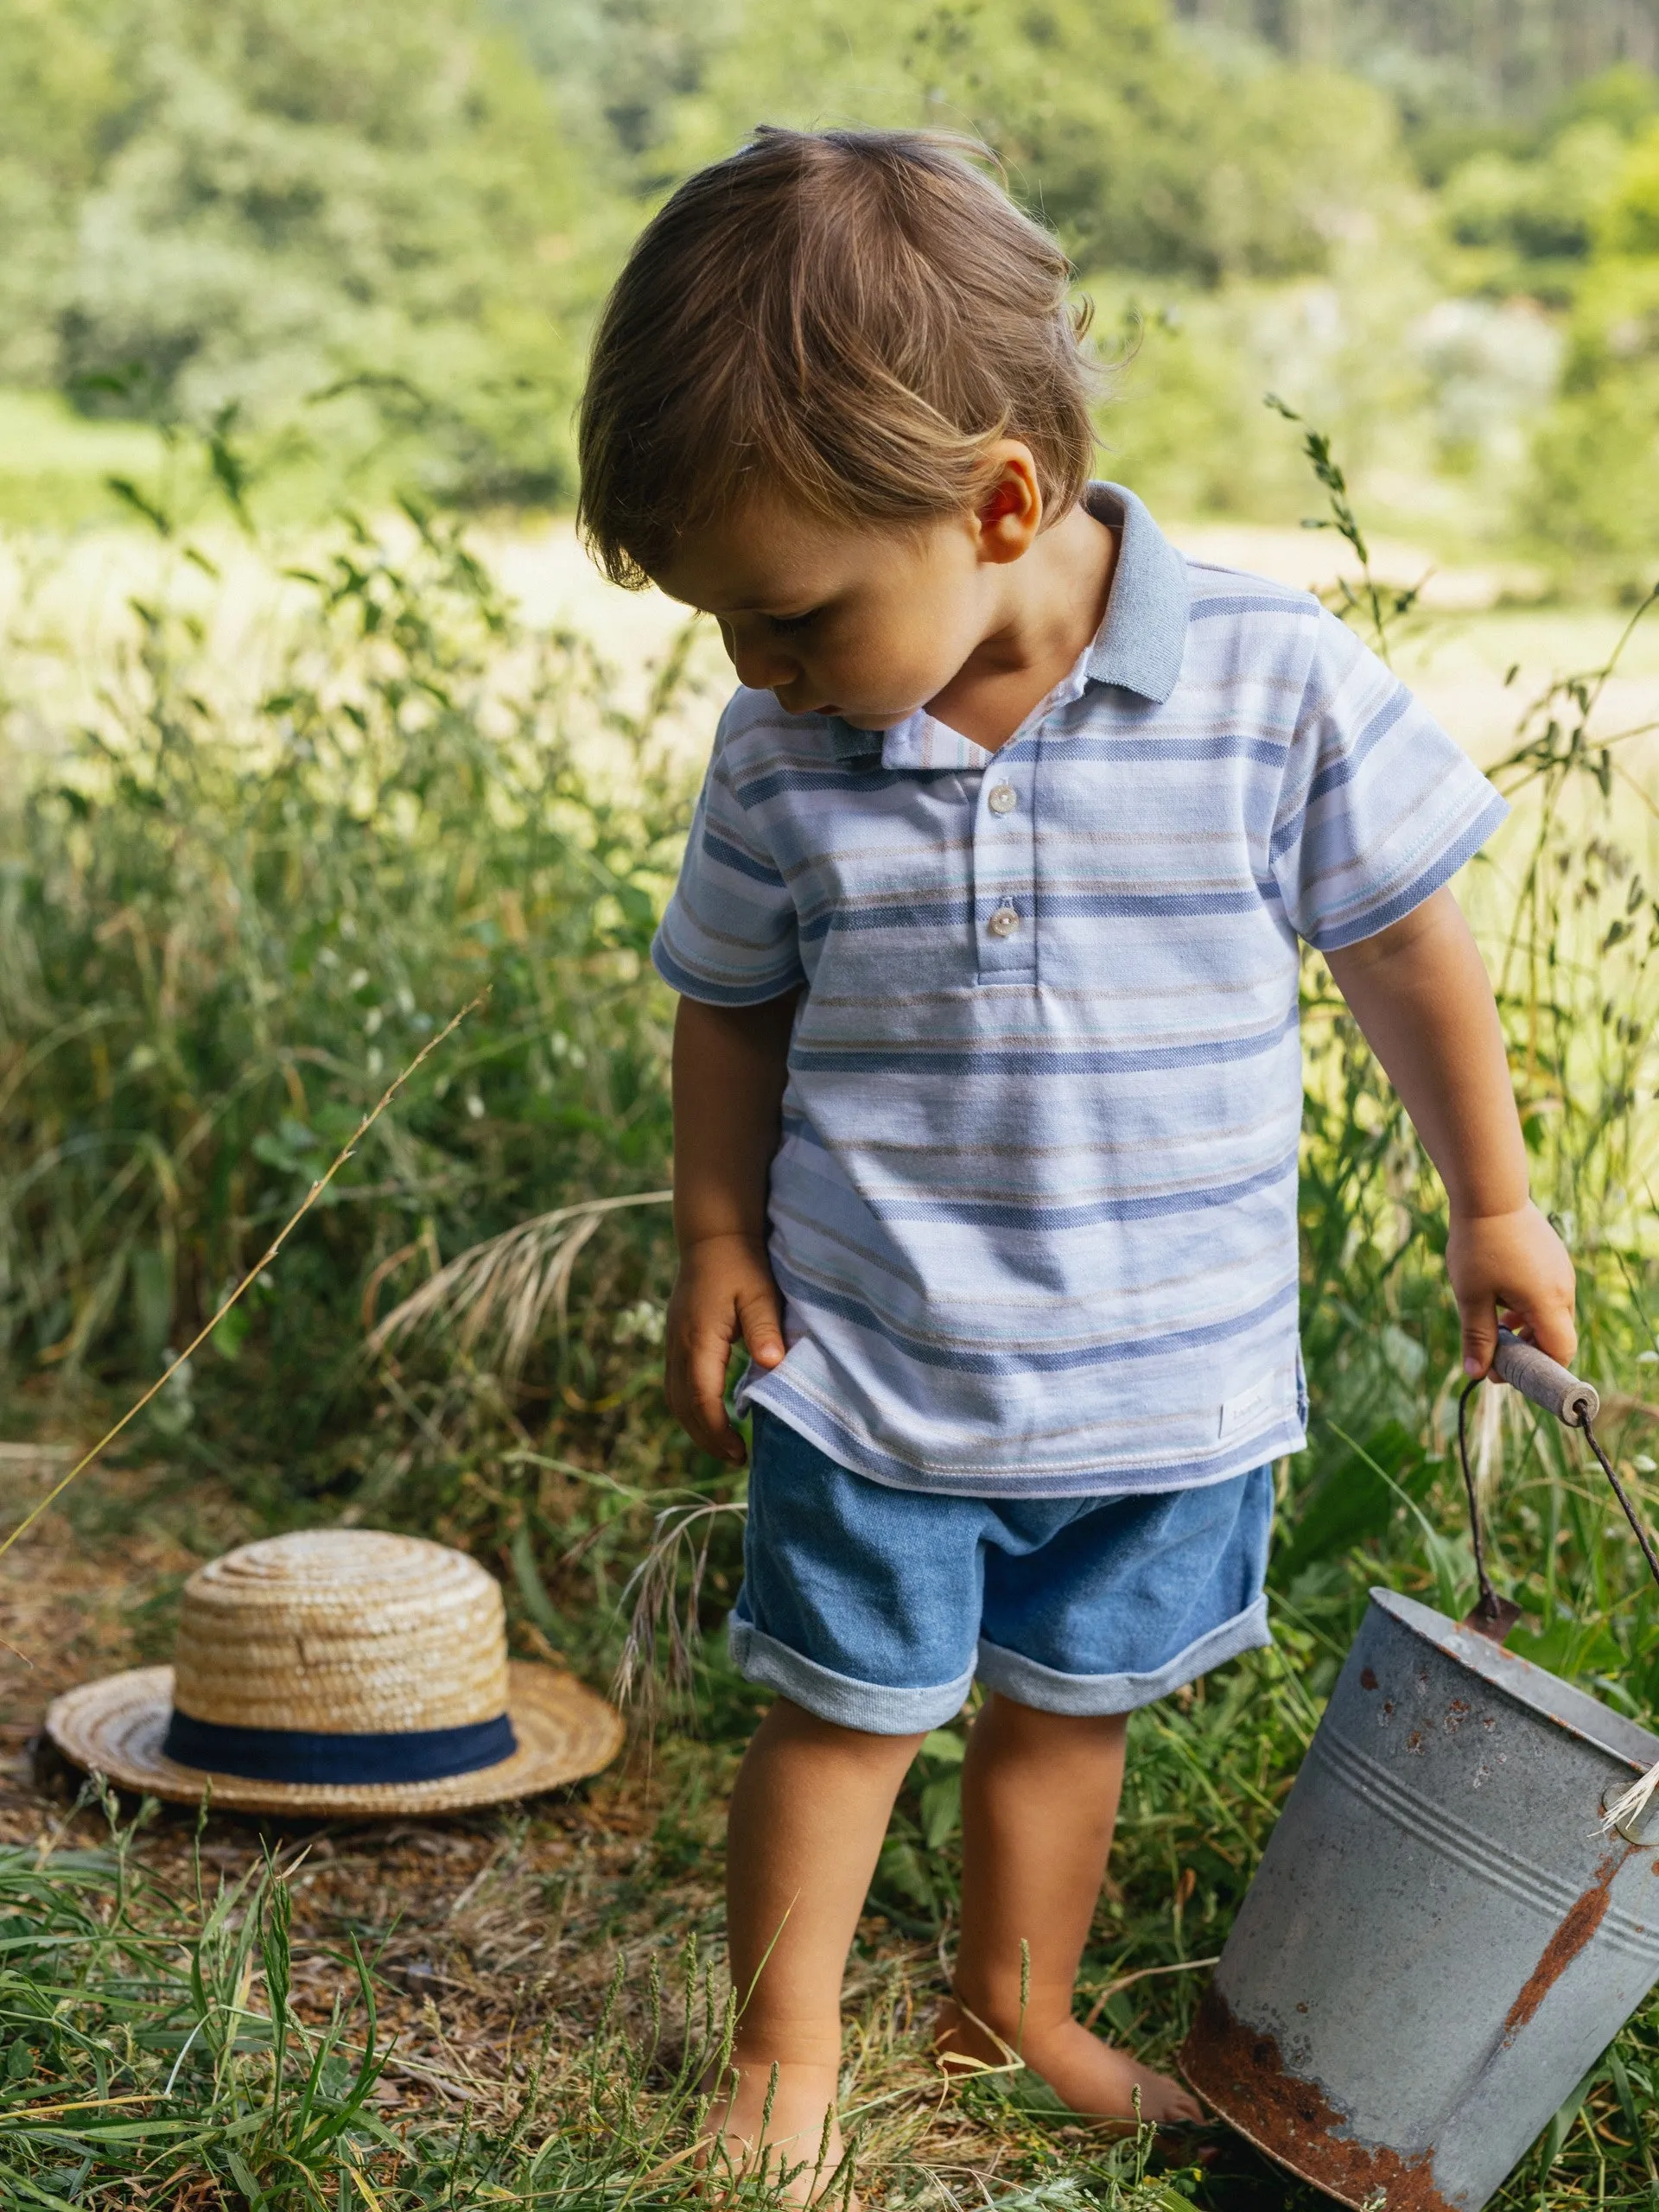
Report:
937,1693,1202,2123
707,1698,925,2201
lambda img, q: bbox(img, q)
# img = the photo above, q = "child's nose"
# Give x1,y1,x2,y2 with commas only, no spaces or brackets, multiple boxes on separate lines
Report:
724,625,800,693
736,648,800,691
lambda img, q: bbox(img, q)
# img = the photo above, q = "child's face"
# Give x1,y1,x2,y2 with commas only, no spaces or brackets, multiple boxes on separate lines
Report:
651,488,1016,731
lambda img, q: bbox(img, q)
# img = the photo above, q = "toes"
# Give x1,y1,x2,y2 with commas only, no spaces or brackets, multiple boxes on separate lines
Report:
1144,2082,1205,2126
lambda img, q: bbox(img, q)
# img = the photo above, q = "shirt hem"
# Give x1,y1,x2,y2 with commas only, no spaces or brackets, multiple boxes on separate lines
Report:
744,1372,1305,1498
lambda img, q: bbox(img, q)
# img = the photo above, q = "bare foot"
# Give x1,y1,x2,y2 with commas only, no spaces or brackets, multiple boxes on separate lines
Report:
934,1998,1203,2126
699,2056,852,2205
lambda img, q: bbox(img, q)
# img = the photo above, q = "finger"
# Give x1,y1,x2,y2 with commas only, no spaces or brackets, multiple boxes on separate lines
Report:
672,1382,741,1464
664,1332,736,1463
683,1334,746,1465
1519,1297,1578,1370
735,1283,785,1370
1459,1292,1499,1380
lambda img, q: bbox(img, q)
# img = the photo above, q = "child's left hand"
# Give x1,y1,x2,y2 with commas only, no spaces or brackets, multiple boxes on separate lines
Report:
1446,1200,1577,1380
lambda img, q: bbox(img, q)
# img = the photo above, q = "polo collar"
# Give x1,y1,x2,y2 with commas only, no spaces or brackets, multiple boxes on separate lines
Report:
827,480,1188,772
1081,481,1190,705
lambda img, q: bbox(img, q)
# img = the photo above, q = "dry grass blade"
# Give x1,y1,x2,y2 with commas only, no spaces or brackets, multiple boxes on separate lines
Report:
1474,1368,1512,1513
8,2094,163,2120
1079,1957,1220,2031
613,1496,747,1717
367,1190,671,1378
1603,1758,1659,1839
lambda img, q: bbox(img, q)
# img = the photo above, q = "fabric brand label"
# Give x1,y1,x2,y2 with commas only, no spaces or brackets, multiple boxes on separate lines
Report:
1218,1375,1275,1440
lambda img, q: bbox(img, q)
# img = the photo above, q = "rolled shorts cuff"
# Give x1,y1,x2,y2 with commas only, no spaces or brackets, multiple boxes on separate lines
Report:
727,1614,974,1736
974,1592,1272,1718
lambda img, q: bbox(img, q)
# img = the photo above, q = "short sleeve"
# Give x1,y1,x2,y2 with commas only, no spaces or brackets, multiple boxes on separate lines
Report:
651,705,806,1006
1270,608,1508,952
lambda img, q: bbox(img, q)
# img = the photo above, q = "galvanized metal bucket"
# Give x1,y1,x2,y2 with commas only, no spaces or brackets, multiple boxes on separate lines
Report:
1182,1585,1659,2211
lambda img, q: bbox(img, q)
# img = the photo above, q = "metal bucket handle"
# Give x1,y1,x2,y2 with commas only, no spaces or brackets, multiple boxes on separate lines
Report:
1459,1328,1659,1638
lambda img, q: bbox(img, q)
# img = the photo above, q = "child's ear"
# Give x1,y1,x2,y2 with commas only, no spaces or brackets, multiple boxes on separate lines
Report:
974,443,1043,563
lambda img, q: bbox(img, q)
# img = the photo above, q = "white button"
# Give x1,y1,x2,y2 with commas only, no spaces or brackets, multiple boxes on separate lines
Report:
988,783,1017,816
988,904,1020,938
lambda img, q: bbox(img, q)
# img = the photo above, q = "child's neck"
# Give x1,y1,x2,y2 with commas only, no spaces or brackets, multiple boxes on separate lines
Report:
924,503,1119,752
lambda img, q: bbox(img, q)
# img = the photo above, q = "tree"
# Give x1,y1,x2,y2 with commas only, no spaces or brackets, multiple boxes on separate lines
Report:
1532,117,1659,560
19,0,599,501
563,0,1402,284
1173,0,1659,116
0,0,120,383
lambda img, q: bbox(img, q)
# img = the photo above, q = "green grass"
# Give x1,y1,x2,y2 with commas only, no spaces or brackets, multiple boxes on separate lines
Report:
0,1773,1232,2209
2,422,1659,2204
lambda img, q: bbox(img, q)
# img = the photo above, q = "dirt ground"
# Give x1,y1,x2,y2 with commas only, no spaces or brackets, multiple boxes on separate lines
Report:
0,1443,1008,2176
0,1441,724,2126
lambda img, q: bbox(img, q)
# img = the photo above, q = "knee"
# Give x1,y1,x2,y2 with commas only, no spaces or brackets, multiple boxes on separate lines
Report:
975,1694,1127,1748
762,1696,927,1767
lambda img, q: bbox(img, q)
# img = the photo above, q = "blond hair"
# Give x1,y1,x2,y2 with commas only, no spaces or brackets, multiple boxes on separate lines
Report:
578,127,1097,588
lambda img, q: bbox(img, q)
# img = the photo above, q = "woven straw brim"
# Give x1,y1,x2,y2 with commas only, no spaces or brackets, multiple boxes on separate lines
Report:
45,1661,624,1815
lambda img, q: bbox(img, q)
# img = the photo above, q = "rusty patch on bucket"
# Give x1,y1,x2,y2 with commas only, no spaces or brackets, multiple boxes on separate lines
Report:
1503,1848,1631,2037
1360,1667,1379,1690
1181,1985,1455,2212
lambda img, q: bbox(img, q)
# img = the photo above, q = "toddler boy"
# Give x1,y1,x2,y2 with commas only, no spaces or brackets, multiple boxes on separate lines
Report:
578,127,1577,2191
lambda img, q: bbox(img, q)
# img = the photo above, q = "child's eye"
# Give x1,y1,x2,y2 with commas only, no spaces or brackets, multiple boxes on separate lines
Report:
769,607,823,635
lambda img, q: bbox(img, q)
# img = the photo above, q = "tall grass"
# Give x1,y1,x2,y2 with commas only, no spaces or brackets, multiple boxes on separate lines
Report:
2,419,1659,2204
0,474,713,1665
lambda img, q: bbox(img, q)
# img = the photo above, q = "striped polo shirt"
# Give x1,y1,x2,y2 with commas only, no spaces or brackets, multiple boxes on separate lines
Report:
652,483,1506,1497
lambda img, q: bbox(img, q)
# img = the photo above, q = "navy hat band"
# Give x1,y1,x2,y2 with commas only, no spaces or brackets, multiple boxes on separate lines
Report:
161,1707,517,1785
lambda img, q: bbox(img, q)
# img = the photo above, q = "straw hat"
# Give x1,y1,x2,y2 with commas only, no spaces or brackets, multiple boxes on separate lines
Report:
45,1529,624,1815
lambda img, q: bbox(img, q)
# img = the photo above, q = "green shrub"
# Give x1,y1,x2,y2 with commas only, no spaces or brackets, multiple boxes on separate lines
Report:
0,487,696,1532
1531,255,1659,567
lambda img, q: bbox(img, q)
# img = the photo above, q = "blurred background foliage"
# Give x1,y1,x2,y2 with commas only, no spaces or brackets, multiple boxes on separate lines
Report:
0,0,1657,571
4,9,1659,2202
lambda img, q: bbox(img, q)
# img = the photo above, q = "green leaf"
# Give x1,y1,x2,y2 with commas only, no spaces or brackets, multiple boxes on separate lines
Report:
918,1728,965,1764
1542,2060,1604,2169
1510,1617,1627,1681
875,1837,935,1910
211,1303,251,1362
105,476,172,537
1279,1421,1433,1577
130,1248,173,1359
919,1770,963,1852
510,1523,562,1643
1605,2044,1651,2174
1422,1527,1474,1621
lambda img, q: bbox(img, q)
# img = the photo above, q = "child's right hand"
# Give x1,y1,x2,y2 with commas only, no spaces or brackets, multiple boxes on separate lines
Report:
664,1232,786,1465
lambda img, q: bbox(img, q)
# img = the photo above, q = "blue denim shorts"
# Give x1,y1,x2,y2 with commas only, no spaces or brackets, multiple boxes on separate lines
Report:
728,1409,1274,1735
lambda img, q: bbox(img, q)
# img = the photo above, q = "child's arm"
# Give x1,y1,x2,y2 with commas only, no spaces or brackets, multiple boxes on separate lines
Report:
1325,887,1577,1377
664,992,798,1465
